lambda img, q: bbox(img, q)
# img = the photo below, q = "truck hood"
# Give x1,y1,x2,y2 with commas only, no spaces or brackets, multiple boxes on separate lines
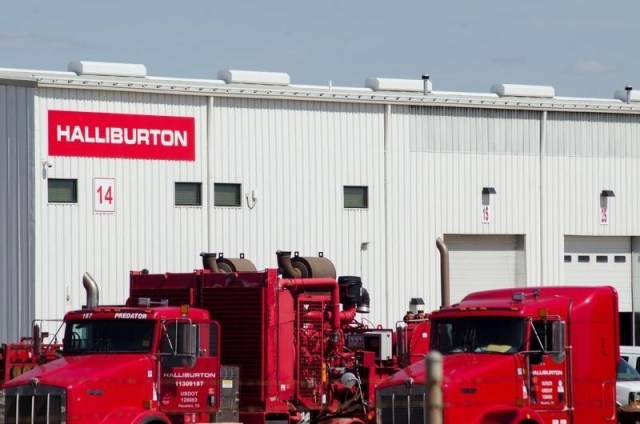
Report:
378,353,519,390
3,354,152,389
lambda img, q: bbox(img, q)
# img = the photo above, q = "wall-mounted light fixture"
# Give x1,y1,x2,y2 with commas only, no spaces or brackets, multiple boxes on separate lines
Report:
600,189,615,225
482,187,497,195
41,159,53,179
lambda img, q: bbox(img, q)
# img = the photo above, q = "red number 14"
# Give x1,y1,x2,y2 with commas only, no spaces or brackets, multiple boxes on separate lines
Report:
97,185,113,204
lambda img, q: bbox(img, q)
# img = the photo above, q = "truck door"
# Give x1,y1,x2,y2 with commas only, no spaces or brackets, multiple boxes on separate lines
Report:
527,319,569,419
158,320,220,414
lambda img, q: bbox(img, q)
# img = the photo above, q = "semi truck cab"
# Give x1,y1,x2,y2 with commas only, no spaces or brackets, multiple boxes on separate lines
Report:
2,303,220,424
376,286,619,424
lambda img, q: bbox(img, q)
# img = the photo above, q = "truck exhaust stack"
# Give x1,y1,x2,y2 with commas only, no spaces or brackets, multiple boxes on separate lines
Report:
82,272,99,308
436,237,450,307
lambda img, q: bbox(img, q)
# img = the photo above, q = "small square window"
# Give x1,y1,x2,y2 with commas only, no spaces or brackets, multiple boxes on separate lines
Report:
596,255,608,263
215,183,241,207
344,186,368,209
48,179,77,203
564,255,572,263
578,255,590,263
615,256,626,263
175,182,202,206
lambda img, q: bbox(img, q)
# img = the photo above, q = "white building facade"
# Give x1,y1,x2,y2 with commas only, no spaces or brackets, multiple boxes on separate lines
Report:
1,62,640,344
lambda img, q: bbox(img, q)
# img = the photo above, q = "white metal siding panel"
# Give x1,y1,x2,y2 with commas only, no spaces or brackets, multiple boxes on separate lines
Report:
385,106,540,319
33,88,209,327
210,98,388,324
564,236,631,311
546,113,640,158
3,77,639,335
444,234,525,304
0,84,35,342
542,113,640,288
632,238,640,326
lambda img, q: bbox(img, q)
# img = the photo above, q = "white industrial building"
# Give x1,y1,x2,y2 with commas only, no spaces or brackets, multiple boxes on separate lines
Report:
1,61,640,344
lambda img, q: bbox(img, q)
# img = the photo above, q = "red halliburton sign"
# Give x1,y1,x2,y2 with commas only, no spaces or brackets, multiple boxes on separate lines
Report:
48,110,196,161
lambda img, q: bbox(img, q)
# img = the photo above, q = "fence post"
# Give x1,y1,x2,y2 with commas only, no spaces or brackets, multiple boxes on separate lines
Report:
425,350,443,424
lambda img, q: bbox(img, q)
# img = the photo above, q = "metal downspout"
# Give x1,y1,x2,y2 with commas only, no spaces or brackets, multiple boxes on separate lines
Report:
539,111,547,284
207,96,214,252
384,104,391,325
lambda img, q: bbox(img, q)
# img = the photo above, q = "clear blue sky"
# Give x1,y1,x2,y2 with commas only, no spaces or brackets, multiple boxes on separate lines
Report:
1,0,638,99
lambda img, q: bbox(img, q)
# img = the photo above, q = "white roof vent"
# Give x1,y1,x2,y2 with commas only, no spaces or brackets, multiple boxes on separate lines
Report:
614,86,640,103
217,69,290,86
365,77,425,92
491,83,554,98
68,61,147,78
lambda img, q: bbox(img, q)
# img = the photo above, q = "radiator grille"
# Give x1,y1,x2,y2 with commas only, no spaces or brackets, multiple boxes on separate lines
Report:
378,388,426,424
4,385,65,424
128,272,198,306
201,286,264,406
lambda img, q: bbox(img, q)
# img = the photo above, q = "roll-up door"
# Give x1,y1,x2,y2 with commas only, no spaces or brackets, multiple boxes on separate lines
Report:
444,234,526,304
564,236,631,311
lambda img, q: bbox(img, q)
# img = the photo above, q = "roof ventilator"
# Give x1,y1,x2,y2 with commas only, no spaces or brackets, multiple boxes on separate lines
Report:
491,83,554,98
365,77,427,93
217,69,290,86
68,61,147,78
614,86,639,103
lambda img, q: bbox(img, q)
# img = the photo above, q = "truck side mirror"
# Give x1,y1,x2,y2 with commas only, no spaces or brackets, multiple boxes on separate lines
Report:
176,324,197,369
179,324,198,357
550,321,566,363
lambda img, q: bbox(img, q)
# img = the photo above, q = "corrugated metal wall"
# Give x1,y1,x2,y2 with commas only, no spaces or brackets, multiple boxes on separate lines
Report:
542,112,640,285
386,106,541,315
33,89,209,330
2,79,639,340
0,82,35,342
209,97,388,324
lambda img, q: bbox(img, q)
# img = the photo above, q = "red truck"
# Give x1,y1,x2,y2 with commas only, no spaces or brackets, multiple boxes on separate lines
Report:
1,328,62,387
2,252,429,424
375,285,620,423
3,288,221,424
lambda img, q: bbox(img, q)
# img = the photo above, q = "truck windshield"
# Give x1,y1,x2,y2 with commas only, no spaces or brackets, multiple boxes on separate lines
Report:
431,317,525,354
63,319,156,354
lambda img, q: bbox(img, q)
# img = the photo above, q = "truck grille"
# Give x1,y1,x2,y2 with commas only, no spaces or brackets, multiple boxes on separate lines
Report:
4,384,66,424
377,386,426,424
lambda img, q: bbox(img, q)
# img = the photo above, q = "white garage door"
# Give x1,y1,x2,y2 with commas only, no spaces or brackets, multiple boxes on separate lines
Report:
564,236,631,311
444,234,526,305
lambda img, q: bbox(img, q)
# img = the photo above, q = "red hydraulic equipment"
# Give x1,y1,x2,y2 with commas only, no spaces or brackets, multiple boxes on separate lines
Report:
126,250,430,424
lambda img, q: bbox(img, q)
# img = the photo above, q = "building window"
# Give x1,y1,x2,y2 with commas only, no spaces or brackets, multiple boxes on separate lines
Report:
48,179,77,203
596,255,608,263
564,255,572,263
615,256,626,263
578,255,590,263
344,186,368,209
214,183,241,207
175,182,202,206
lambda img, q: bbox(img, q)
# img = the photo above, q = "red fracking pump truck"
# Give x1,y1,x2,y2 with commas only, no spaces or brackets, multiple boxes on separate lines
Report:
375,285,620,424
125,250,432,424
2,251,432,424
2,273,221,424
